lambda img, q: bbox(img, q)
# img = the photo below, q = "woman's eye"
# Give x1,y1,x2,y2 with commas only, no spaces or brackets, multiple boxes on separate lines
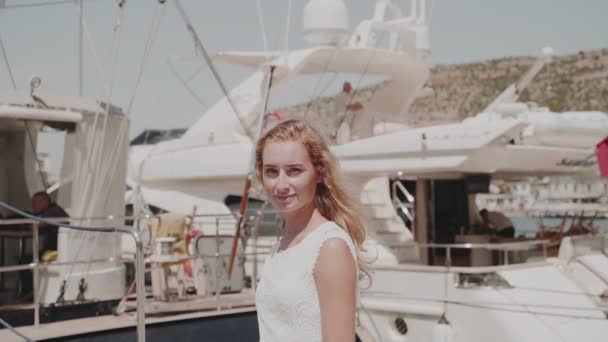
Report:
264,168,278,177
287,168,302,176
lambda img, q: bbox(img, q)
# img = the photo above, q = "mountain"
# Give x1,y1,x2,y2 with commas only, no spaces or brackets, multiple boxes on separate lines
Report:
277,48,607,140
409,48,608,125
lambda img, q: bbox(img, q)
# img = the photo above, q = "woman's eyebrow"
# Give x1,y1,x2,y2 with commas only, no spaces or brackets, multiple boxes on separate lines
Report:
263,163,305,168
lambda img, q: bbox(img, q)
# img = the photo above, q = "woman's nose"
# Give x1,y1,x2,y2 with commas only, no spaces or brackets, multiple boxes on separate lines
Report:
276,172,290,191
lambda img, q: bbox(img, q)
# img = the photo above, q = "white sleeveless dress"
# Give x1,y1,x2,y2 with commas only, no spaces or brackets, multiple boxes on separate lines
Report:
255,221,359,342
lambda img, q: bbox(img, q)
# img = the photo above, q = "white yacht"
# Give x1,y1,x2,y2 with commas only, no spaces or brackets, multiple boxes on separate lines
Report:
2,0,607,341
124,1,608,342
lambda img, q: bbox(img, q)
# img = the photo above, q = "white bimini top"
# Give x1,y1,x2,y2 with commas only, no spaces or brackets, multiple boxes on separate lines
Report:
255,221,359,342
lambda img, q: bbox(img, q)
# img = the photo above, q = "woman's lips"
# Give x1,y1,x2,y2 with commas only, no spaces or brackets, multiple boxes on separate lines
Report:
275,194,295,202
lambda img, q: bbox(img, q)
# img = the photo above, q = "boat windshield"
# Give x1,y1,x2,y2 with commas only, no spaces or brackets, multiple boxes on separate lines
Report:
130,129,187,146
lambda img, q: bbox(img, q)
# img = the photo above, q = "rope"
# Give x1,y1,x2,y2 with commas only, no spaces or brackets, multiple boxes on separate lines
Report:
0,199,134,298
173,0,253,140
74,0,126,213
302,48,340,120
0,201,131,234
126,0,166,114
85,0,130,212
80,11,109,97
256,0,268,52
283,0,292,52
72,0,120,207
0,0,73,10
166,59,208,109
69,0,130,285
95,0,167,218
0,32,16,90
83,119,130,278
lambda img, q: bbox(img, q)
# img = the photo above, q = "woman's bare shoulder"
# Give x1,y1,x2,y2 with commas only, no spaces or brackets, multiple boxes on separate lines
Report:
314,237,356,279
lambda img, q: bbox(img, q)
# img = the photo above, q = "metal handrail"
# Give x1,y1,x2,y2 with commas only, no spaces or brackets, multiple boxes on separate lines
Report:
0,213,238,225
379,239,552,267
0,201,146,342
392,181,414,203
418,240,550,250
391,181,415,232
0,317,34,342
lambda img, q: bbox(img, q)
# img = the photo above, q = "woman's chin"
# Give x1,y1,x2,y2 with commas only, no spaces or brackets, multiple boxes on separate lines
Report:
273,200,300,214
276,203,296,213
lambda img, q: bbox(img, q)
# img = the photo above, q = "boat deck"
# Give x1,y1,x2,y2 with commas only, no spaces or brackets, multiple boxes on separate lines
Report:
0,291,256,341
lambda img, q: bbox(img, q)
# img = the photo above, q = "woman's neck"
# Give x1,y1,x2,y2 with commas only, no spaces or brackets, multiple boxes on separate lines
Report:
283,204,324,242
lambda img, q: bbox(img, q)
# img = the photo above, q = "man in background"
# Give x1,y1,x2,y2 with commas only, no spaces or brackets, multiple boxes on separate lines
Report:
334,81,364,144
479,208,515,238
18,192,69,299
32,191,69,255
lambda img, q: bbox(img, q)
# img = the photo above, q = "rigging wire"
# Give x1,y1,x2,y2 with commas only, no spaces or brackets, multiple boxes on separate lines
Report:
75,0,126,213
173,0,254,140
256,0,268,52
283,0,292,52
0,0,74,10
0,32,16,90
77,0,127,211
126,0,165,114
185,64,205,83
87,0,168,279
67,0,131,284
166,59,209,109
80,11,110,98
302,49,340,120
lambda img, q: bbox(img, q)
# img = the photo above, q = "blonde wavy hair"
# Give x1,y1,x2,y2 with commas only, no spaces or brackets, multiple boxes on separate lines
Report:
255,119,369,276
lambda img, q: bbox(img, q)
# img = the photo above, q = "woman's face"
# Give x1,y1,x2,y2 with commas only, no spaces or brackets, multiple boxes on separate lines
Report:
261,140,318,215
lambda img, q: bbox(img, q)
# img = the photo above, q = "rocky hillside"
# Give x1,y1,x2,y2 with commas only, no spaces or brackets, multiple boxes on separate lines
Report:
409,48,608,124
278,48,607,141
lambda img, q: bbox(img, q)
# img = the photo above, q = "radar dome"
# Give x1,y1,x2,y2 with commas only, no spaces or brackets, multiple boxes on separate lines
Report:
303,0,349,46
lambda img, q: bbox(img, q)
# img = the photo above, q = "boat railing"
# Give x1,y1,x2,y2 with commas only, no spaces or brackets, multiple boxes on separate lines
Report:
391,181,415,233
381,239,552,267
0,201,147,342
386,234,608,266
562,233,608,258
0,206,279,341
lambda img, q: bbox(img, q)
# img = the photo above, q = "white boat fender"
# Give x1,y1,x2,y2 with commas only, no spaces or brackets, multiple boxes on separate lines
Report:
433,314,455,342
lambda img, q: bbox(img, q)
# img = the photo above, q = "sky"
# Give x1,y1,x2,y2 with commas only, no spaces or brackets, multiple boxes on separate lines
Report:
1,0,607,171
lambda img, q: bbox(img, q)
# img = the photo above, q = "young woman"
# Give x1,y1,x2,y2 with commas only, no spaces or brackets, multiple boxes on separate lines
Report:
254,119,367,342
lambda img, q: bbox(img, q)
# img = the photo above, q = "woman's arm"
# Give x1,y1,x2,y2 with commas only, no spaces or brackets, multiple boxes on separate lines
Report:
314,238,357,342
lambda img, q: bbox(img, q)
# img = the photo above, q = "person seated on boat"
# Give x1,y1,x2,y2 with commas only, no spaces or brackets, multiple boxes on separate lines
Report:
334,81,364,144
479,209,515,238
31,191,69,259
18,192,69,300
